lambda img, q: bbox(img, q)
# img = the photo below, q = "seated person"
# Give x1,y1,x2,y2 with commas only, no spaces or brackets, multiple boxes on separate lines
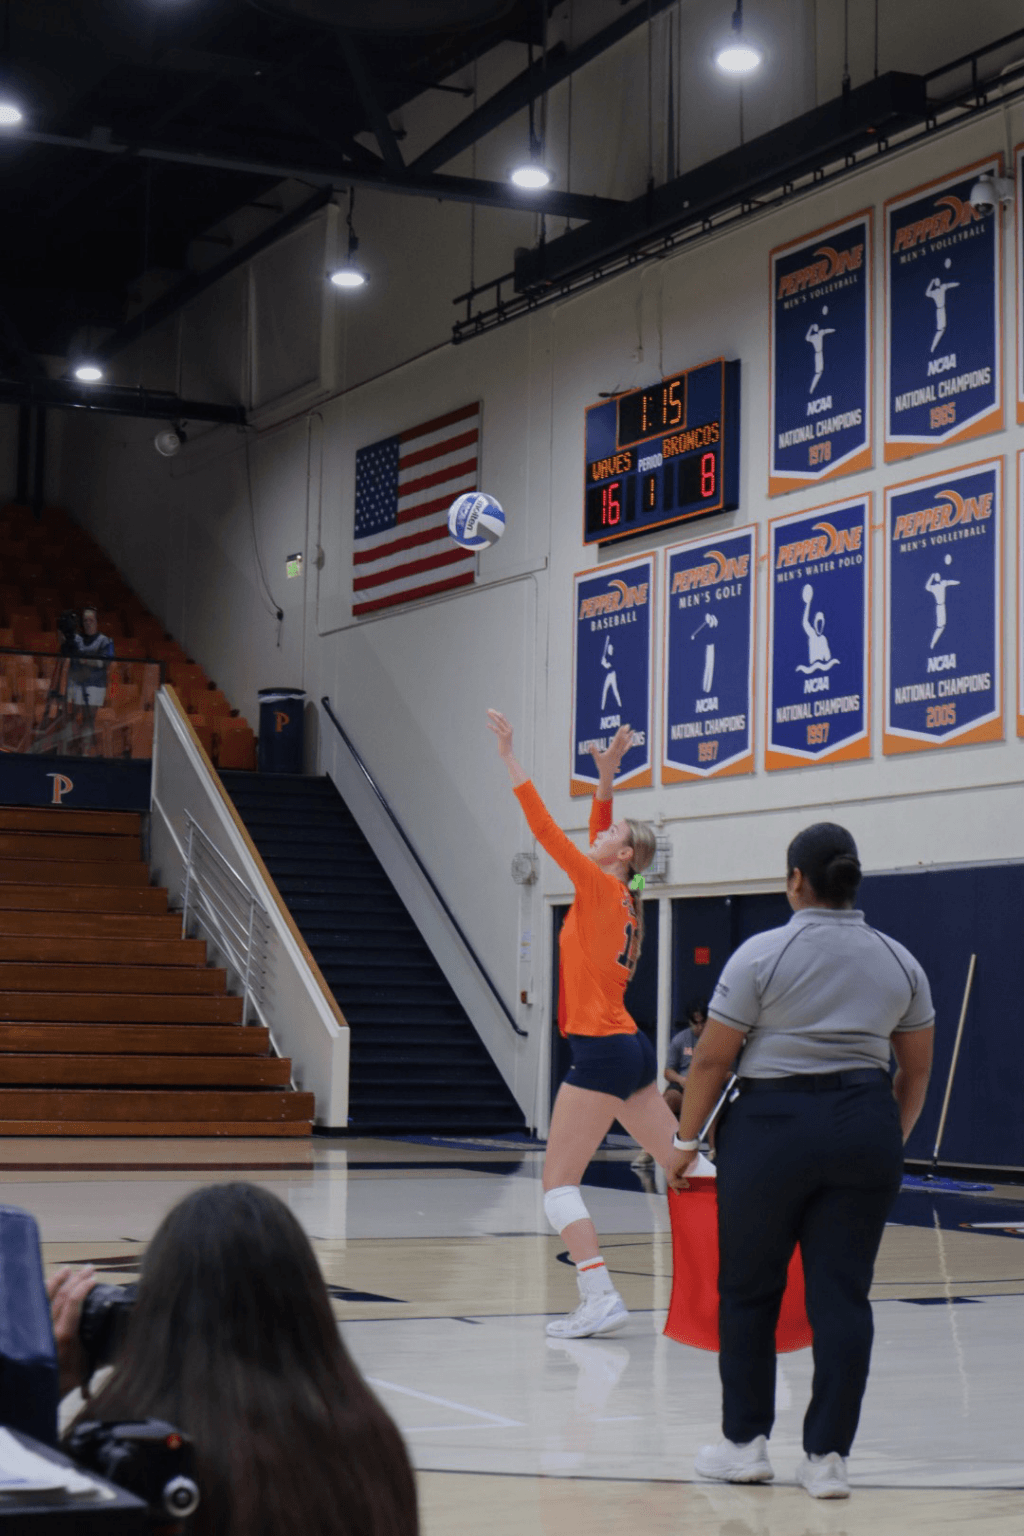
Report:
47,1181,418,1536
662,998,708,1119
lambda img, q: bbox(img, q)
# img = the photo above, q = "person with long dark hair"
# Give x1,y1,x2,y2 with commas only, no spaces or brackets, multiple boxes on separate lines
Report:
488,710,679,1340
667,823,935,1500
48,1182,418,1536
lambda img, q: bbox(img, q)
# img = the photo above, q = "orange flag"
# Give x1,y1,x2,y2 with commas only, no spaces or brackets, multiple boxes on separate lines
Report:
664,1178,813,1353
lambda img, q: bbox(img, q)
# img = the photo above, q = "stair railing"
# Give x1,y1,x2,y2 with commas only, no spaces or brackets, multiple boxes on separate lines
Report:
321,696,527,1038
181,812,269,1025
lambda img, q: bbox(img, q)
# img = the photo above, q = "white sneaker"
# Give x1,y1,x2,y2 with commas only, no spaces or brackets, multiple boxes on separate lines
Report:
695,1436,774,1483
545,1290,629,1338
796,1453,849,1499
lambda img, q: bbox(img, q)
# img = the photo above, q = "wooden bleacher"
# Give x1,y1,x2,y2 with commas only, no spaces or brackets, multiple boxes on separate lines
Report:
0,806,315,1136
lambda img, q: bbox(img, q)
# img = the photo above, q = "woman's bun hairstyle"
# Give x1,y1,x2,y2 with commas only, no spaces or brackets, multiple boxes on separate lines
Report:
786,822,861,905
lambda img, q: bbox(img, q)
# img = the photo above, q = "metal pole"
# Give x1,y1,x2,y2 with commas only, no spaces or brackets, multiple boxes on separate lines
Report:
242,896,257,1025
181,821,195,940
699,1072,738,1143
930,952,977,1170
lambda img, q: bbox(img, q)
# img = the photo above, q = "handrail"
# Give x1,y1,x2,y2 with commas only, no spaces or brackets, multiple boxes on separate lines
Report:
321,696,527,1038
181,811,269,1026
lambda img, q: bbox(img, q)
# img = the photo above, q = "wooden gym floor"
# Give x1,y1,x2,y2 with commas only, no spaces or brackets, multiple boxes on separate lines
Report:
5,1134,1022,1534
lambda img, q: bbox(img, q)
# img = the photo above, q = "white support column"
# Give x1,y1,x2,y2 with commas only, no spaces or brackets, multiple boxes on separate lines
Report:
656,893,672,1075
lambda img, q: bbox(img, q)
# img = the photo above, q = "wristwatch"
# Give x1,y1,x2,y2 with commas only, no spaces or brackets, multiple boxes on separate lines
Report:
673,1134,699,1152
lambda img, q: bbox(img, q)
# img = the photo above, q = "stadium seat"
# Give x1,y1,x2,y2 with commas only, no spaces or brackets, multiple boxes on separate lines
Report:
216,719,256,770
131,712,154,759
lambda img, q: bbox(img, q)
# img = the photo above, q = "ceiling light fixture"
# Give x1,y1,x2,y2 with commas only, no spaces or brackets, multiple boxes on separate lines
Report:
328,187,368,290
74,364,104,383
510,19,554,193
715,1,763,76
510,161,553,190
0,0,21,126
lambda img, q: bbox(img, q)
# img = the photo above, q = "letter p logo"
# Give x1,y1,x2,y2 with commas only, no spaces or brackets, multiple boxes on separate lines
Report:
48,773,74,805
274,711,290,734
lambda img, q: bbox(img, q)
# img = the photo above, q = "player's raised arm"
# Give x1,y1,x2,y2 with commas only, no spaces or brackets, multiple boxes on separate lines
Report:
486,709,529,787
590,723,633,802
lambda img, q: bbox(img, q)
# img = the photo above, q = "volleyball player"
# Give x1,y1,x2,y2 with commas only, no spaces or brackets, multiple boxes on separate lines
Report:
667,821,935,1498
487,710,682,1338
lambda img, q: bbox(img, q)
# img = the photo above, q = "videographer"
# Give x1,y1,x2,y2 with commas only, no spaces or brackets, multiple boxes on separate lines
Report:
46,1183,419,1536
62,605,115,754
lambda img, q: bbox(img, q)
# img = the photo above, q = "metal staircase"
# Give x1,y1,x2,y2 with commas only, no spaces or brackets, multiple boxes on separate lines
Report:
220,772,526,1136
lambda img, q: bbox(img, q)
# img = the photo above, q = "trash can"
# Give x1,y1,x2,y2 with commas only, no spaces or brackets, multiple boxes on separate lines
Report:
257,688,306,774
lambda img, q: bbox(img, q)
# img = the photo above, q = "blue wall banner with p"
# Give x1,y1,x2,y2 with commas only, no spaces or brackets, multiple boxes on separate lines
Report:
885,158,1003,462
766,498,870,770
885,460,1002,754
662,526,755,782
770,211,872,495
572,556,654,795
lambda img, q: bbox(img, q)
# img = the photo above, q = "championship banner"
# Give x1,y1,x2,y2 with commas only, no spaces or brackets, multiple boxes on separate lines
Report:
662,526,755,783
885,157,1003,463
571,555,654,796
769,211,872,495
766,498,870,771
884,459,1002,755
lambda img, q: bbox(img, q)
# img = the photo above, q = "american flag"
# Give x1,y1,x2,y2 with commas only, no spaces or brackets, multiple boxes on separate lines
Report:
352,402,480,618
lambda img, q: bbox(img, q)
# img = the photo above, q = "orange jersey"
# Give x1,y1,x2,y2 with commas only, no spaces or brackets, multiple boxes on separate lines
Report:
513,780,639,1038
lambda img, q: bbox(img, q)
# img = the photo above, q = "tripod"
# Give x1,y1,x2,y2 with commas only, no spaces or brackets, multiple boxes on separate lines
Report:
31,653,78,755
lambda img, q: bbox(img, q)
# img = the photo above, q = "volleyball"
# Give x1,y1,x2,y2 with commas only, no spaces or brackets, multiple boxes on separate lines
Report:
448,491,505,550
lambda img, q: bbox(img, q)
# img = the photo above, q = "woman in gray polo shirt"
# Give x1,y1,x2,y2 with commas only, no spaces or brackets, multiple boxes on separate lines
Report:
668,822,934,1500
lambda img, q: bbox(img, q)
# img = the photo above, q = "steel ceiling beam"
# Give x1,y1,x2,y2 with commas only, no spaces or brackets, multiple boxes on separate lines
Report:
336,29,407,174
4,128,623,220
515,71,929,291
0,377,246,425
412,0,681,174
93,185,334,363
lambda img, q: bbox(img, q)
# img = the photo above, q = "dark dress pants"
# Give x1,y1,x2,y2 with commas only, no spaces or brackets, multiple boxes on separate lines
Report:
714,1074,903,1456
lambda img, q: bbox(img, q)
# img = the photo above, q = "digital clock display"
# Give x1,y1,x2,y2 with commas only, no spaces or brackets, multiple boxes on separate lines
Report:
583,359,740,545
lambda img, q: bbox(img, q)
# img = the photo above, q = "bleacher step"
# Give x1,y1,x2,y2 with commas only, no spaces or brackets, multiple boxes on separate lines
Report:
0,963,227,995
0,1088,315,1121
0,1055,292,1087
0,1023,272,1055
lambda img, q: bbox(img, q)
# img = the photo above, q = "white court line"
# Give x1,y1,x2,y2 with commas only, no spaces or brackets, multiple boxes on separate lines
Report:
966,1222,1024,1230
367,1378,524,1428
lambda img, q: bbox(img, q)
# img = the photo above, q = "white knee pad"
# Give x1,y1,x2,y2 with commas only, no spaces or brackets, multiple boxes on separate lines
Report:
543,1184,591,1234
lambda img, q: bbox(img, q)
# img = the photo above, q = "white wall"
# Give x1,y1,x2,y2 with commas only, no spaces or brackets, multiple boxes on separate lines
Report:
52,5,1024,1129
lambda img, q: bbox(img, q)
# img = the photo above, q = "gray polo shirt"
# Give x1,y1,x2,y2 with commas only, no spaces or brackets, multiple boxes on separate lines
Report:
709,908,934,1077
666,1027,699,1076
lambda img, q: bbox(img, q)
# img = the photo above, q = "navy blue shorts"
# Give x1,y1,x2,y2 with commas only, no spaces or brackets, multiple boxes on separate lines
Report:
564,1031,658,1100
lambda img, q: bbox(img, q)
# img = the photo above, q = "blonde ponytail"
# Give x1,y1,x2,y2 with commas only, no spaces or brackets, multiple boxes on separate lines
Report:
624,819,657,965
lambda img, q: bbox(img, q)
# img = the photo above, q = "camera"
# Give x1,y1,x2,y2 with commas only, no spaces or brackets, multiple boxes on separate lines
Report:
66,1418,200,1525
56,607,80,657
70,1286,201,1525
78,1280,138,1380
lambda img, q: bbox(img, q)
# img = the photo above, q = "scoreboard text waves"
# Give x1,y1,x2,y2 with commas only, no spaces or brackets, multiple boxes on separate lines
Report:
583,359,740,546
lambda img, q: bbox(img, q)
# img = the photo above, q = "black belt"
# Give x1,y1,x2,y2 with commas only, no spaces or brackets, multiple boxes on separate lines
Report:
739,1068,889,1095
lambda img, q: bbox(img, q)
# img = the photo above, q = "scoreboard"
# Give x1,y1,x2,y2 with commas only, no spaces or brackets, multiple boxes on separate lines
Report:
583,358,740,545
